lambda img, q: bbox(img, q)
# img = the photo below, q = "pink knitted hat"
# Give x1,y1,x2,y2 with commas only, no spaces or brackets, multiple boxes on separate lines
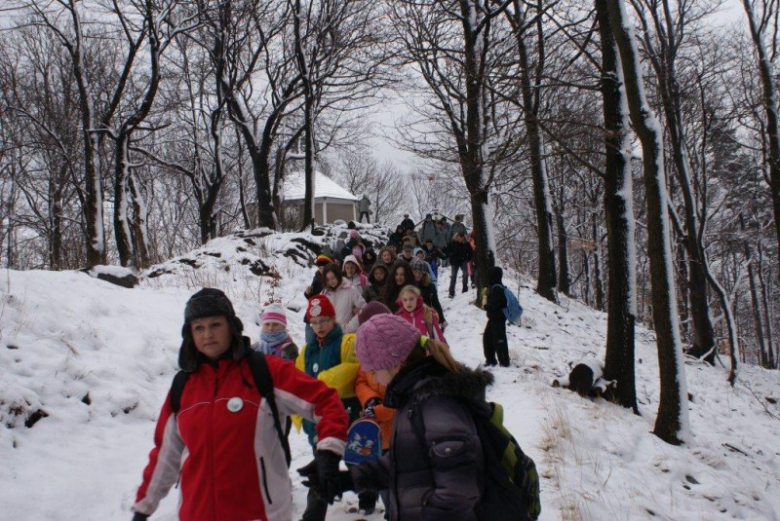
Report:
261,304,287,327
356,314,421,372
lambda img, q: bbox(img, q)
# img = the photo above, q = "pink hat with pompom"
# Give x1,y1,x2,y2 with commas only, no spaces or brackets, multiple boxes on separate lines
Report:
356,314,421,371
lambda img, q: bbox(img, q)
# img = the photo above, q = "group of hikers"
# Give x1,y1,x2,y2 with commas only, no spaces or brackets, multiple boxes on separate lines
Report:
131,216,523,521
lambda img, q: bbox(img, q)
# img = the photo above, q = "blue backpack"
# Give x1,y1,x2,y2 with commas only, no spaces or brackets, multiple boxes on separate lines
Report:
495,284,523,324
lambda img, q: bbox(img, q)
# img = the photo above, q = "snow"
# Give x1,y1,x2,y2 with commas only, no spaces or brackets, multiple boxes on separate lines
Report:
1,227,779,520
284,170,358,202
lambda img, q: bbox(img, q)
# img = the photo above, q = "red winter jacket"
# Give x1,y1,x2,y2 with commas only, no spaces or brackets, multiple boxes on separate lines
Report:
133,355,348,521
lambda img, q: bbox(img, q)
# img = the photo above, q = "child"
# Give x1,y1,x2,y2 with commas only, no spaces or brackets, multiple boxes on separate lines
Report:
255,304,298,361
395,285,446,343
483,266,509,367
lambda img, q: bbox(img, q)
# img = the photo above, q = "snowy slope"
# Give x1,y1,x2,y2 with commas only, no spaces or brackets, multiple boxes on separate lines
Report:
0,227,778,520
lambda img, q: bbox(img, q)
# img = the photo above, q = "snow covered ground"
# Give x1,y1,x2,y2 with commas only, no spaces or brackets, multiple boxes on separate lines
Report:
1,225,779,520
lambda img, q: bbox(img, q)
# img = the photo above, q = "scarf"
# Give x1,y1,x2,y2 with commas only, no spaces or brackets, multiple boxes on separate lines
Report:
258,329,292,357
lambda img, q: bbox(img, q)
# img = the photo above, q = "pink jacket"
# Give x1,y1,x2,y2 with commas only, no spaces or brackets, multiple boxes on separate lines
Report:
395,295,446,343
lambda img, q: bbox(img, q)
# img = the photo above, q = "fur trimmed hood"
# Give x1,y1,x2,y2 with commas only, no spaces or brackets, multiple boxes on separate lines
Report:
385,357,493,409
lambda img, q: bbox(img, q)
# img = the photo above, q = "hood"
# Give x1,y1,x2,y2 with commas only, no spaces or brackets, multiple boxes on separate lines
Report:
342,254,363,274
413,247,425,257
385,357,494,409
369,263,389,284
395,294,424,313
487,266,503,286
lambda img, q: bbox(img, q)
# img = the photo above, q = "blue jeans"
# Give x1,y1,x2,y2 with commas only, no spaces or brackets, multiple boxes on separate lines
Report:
449,262,468,296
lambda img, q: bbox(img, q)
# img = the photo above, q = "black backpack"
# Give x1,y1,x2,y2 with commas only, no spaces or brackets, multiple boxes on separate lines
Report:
411,399,541,521
169,350,292,467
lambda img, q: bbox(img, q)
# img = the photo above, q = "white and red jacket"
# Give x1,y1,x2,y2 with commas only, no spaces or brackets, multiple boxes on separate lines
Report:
133,355,348,521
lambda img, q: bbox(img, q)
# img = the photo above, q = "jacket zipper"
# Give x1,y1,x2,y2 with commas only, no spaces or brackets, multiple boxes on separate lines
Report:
259,456,273,505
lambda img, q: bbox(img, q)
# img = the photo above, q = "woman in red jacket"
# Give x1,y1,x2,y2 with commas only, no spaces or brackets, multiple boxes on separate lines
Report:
132,288,348,521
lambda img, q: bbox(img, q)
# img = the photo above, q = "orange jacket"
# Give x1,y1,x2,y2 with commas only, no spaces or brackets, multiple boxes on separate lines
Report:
355,369,394,450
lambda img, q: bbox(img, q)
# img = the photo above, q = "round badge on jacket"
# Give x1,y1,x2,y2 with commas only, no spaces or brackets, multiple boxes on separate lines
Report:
227,397,244,413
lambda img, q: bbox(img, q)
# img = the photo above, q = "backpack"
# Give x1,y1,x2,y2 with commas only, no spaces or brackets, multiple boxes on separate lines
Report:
495,284,523,324
411,400,540,521
169,350,292,467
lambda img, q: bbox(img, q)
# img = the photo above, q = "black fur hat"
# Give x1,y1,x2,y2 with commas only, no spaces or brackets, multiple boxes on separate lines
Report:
179,288,245,372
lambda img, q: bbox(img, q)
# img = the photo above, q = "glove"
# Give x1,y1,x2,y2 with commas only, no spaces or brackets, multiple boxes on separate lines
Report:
363,397,382,417
316,450,342,504
298,456,354,499
132,513,149,521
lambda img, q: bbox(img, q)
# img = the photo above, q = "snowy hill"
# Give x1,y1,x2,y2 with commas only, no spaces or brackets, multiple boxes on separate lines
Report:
1,226,779,520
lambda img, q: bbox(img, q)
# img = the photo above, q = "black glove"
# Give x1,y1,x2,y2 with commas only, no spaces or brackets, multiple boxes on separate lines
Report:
299,460,355,497
316,450,343,504
363,397,381,417
132,513,149,521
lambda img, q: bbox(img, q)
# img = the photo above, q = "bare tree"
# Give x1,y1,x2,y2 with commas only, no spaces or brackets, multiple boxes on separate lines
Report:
740,0,780,278
389,0,515,295
606,0,689,444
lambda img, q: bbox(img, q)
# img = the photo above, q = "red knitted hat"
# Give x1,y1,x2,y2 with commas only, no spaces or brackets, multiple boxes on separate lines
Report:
306,295,336,321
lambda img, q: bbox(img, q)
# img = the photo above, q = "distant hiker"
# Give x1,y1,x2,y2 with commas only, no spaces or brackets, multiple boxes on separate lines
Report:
341,229,365,262
254,304,298,361
295,295,361,521
400,214,415,232
484,266,509,367
387,225,405,248
382,260,414,313
395,284,446,343
444,232,473,298
411,259,446,330
413,248,437,284
303,314,489,521
304,254,332,299
420,238,443,278
434,219,450,267
363,264,389,303
358,195,371,223
132,289,348,521
447,214,468,243
403,228,419,247
418,213,437,245
398,243,415,263
321,263,366,334
377,247,395,268
342,254,368,291
362,248,377,271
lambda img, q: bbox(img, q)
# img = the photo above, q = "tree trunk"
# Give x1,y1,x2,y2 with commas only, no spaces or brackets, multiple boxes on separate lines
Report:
49,167,65,271
607,0,687,437
592,213,605,311
114,135,133,266
741,0,780,280
128,173,150,268
597,0,638,413
510,0,557,302
557,186,570,296
757,241,776,368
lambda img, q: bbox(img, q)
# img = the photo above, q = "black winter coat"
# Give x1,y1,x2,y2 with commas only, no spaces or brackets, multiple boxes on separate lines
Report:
445,240,473,265
353,358,493,521
485,267,507,322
